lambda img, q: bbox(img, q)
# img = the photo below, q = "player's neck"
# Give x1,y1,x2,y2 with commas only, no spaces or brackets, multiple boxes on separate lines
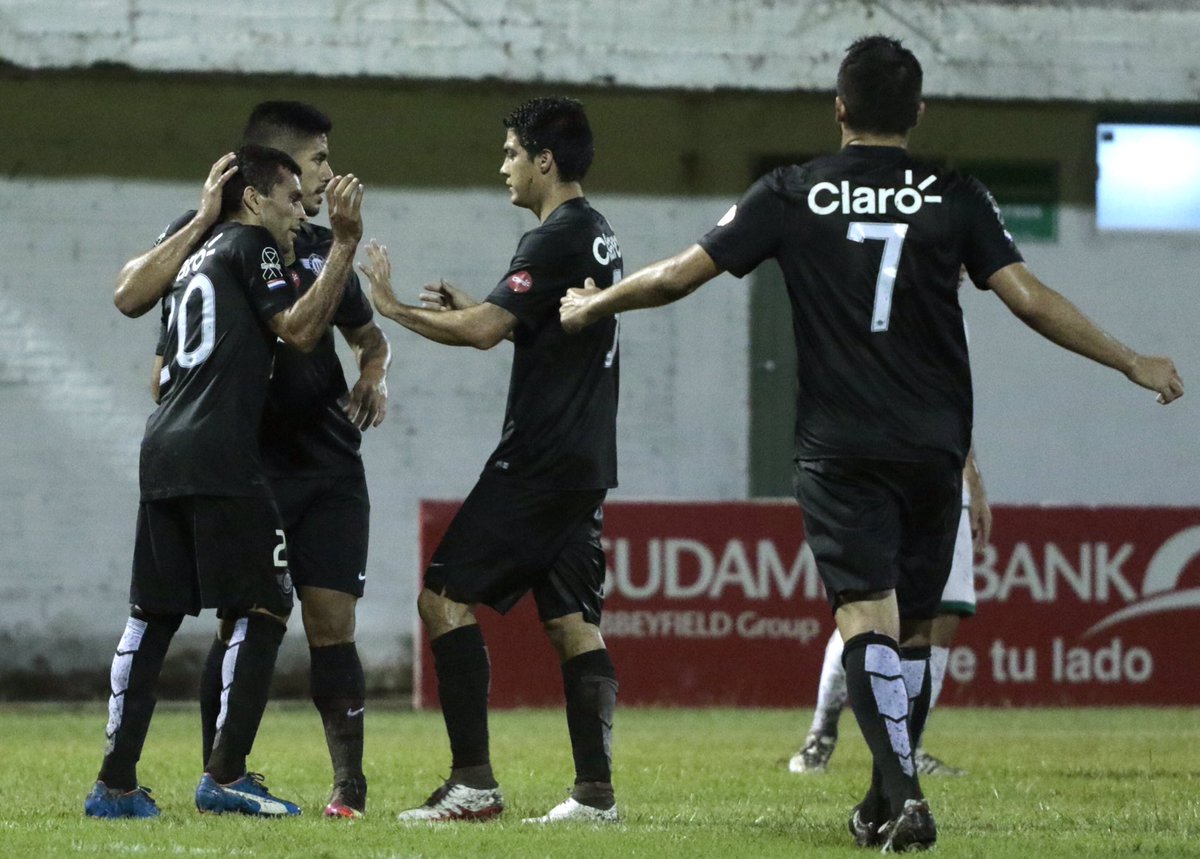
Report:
529,183,584,223
840,128,909,149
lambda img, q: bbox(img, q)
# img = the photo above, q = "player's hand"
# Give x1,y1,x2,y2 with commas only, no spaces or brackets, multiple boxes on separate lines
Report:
196,152,238,227
327,174,365,244
343,375,388,430
968,493,992,552
358,239,401,316
560,279,603,333
1126,354,1184,404
420,279,477,311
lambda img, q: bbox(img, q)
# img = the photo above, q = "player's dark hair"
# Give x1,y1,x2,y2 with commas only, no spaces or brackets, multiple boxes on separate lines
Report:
242,100,333,148
837,35,923,136
503,96,594,183
220,145,303,218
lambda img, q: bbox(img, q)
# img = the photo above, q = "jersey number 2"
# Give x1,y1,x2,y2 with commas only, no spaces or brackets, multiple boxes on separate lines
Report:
847,222,908,332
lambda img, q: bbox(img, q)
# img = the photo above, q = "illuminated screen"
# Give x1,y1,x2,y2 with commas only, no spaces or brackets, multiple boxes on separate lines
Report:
1096,123,1200,231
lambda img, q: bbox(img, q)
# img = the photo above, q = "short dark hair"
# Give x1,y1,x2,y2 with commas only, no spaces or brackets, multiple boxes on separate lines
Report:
220,144,303,218
503,96,594,183
837,35,923,136
242,100,333,149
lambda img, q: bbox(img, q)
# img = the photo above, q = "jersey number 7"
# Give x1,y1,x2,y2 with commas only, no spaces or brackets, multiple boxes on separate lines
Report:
847,221,908,333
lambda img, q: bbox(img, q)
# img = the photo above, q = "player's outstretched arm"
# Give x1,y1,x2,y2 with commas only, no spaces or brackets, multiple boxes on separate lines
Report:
339,320,391,429
988,262,1184,404
113,153,237,317
270,174,365,353
358,240,517,349
559,244,721,333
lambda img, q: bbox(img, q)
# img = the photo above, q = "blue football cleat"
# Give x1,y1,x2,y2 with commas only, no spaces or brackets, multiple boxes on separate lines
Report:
84,781,161,819
195,772,301,817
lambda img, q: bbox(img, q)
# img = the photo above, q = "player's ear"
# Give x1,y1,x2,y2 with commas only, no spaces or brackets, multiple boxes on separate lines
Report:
914,100,926,127
241,184,262,215
537,149,555,177
834,96,848,125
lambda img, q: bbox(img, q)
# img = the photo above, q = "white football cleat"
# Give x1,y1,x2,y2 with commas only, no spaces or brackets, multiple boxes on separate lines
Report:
396,781,504,822
522,796,619,824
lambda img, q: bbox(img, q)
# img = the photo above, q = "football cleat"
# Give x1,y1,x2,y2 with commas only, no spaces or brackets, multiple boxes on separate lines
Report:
396,781,504,823
522,796,619,824
788,731,837,774
879,798,937,853
914,748,966,777
848,802,885,848
323,775,367,819
84,781,160,819
194,772,301,817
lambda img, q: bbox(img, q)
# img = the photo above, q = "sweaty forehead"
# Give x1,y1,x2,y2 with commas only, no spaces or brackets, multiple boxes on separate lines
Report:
503,129,524,153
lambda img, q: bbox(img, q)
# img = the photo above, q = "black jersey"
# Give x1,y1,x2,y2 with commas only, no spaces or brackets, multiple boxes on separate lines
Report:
155,214,373,478
260,222,373,477
141,222,293,500
484,197,621,490
700,146,1023,465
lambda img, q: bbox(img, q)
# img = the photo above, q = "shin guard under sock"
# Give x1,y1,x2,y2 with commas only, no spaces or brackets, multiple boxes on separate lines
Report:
901,645,932,749
98,610,183,790
205,614,285,784
842,632,921,818
430,625,494,786
199,637,226,767
562,649,618,800
310,642,366,780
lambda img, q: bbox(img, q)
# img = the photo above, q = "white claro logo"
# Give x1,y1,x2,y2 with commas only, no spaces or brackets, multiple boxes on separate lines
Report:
593,233,621,265
808,170,942,216
1084,525,1200,637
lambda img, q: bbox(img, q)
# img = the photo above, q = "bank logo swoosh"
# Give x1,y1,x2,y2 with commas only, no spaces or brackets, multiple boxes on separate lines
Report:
1083,525,1200,638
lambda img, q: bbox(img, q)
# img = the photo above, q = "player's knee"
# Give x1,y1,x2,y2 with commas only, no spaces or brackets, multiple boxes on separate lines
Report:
417,587,475,639
542,613,603,661
299,588,357,646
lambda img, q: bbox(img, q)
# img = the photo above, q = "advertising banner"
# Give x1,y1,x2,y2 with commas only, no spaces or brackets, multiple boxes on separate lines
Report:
416,501,1200,708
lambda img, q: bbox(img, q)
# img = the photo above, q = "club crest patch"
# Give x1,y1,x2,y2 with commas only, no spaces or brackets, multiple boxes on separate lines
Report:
507,270,533,293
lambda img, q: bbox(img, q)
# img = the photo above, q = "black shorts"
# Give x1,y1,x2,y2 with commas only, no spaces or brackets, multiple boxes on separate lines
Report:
425,475,608,624
271,473,370,598
792,457,961,621
130,496,294,617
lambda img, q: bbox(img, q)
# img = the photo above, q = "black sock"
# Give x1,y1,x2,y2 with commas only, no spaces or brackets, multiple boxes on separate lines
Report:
430,625,494,787
97,610,182,791
562,649,617,806
199,637,226,767
205,614,285,784
901,645,932,749
310,642,366,782
842,632,921,818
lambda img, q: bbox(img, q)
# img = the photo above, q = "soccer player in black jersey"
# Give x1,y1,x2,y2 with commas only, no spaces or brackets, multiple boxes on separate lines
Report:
358,96,623,824
561,36,1183,852
86,146,365,819
114,102,390,818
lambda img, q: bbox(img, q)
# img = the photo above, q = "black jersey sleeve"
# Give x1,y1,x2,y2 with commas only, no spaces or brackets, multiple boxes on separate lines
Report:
958,176,1024,289
332,269,374,329
484,230,567,330
698,174,787,278
153,210,198,247
230,228,296,324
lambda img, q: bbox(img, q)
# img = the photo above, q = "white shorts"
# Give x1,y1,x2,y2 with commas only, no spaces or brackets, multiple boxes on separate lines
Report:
938,506,976,616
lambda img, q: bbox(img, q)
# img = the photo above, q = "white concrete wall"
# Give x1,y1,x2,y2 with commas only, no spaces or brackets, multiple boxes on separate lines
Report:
3,0,1200,102
0,178,748,683
1,178,1195,686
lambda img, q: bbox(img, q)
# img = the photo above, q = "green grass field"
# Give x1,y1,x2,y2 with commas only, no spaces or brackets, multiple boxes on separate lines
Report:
3,703,1199,857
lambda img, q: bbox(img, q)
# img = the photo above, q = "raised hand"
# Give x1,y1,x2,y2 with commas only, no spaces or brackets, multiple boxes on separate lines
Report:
357,239,400,317
326,174,365,244
196,152,238,227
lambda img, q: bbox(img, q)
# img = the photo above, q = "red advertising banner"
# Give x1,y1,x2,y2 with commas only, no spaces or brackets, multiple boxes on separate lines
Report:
416,501,1200,708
